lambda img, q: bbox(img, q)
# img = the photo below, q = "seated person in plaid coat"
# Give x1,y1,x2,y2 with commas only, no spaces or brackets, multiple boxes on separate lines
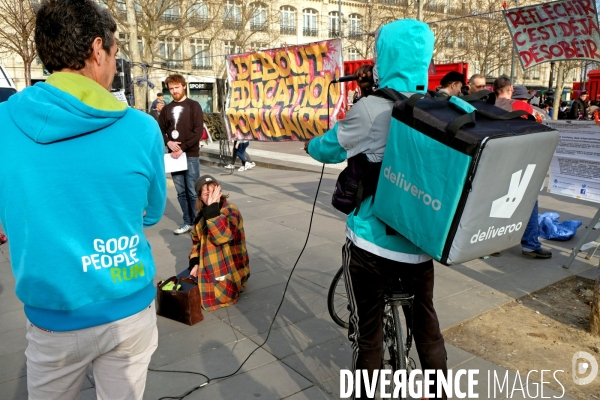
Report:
188,175,250,310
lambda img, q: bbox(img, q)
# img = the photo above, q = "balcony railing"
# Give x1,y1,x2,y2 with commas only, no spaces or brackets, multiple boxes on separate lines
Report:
161,61,184,69
348,31,363,40
303,27,318,37
192,64,212,70
188,16,208,28
328,29,341,38
280,25,296,35
424,3,446,13
224,21,243,30
250,23,268,32
160,15,180,24
378,0,409,6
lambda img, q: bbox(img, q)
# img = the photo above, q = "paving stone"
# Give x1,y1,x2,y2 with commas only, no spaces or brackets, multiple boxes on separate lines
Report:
150,320,246,369
145,339,276,398
281,385,334,400
223,290,331,337
0,310,27,334
211,278,327,320
0,351,26,384
0,376,28,400
435,286,513,331
174,361,313,400
281,336,351,384
79,388,97,400
0,329,28,357
249,314,346,360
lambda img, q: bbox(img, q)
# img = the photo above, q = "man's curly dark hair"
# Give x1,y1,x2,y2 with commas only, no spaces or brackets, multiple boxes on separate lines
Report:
35,0,117,73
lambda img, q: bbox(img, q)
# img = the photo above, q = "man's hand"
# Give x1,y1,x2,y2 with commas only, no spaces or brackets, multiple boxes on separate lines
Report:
167,141,182,152
189,265,198,277
170,149,183,159
206,185,222,206
304,138,312,154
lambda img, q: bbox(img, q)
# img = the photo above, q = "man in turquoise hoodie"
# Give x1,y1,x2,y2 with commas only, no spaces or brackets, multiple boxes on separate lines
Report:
0,1,166,399
307,20,447,398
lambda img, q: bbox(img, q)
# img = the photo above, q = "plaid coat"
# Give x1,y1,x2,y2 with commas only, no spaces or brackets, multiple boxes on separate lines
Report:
189,200,250,310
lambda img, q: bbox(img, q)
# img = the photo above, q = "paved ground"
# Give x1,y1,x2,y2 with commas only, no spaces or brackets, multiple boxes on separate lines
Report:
0,143,597,399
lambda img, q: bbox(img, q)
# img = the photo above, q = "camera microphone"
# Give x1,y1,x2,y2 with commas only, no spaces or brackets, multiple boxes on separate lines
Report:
332,75,358,83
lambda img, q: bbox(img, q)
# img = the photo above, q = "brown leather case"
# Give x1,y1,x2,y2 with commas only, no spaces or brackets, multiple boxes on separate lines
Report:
156,276,204,326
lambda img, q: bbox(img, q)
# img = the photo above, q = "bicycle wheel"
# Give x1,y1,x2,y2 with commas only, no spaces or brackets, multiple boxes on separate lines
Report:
382,302,409,399
327,266,350,329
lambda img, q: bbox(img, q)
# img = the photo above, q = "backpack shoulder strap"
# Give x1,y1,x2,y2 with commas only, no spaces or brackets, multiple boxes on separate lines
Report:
372,88,407,102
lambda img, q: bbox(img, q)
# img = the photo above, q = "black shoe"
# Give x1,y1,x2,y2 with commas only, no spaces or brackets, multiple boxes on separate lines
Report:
522,248,552,259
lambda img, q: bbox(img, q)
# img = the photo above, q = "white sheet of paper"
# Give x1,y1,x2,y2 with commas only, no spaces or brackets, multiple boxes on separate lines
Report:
164,153,188,173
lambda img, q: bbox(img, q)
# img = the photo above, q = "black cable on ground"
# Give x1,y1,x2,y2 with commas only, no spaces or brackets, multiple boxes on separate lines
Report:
148,82,337,400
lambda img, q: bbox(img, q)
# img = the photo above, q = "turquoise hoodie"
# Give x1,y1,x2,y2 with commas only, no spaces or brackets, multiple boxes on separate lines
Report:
308,19,434,262
0,73,167,331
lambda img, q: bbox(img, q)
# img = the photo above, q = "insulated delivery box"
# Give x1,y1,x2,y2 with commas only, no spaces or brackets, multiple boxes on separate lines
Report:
373,93,559,265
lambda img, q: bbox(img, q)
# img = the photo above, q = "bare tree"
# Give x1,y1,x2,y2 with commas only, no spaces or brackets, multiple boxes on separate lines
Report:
0,0,37,87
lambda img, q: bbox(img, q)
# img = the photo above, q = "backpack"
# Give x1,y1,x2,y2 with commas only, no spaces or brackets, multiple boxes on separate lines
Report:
331,88,406,215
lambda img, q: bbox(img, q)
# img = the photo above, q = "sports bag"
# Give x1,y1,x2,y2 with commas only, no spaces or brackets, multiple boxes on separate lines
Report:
373,91,559,265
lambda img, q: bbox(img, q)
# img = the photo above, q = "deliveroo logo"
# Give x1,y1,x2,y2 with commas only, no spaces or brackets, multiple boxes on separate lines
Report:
490,165,536,219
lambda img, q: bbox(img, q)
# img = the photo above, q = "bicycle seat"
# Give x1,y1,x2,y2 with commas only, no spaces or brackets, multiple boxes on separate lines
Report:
385,291,414,306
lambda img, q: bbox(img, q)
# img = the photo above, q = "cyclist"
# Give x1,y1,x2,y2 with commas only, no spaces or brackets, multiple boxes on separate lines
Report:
305,19,447,399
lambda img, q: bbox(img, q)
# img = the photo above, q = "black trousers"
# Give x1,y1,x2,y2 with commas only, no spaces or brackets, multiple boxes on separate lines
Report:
342,239,448,399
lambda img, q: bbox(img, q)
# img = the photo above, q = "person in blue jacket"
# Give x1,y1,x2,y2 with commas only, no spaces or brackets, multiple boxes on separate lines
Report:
305,19,447,399
0,1,166,399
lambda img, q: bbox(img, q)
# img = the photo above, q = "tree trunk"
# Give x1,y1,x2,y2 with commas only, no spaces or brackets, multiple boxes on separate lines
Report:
124,0,145,111
552,62,564,121
23,60,31,87
590,266,600,336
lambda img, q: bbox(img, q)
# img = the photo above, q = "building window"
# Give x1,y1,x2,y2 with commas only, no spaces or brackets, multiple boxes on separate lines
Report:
280,6,296,35
224,0,242,29
190,39,211,69
348,14,362,39
250,3,267,31
250,42,269,51
303,9,318,37
159,37,182,69
348,48,359,61
118,33,143,59
189,1,208,26
162,4,179,24
532,67,540,80
224,40,239,55
328,11,340,38
444,34,453,48
458,29,465,47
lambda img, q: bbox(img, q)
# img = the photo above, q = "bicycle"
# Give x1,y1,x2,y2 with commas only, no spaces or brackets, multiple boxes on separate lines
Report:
327,266,414,395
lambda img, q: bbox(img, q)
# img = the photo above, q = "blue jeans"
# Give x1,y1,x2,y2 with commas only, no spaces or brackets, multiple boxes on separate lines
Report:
521,200,541,250
171,156,199,225
235,142,249,165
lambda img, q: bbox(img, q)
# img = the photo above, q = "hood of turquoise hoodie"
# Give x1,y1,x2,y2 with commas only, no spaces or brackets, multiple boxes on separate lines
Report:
6,82,127,144
373,19,434,94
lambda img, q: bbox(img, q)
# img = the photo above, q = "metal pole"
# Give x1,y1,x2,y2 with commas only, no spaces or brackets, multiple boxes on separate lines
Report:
338,0,342,35
510,0,518,83
563,206,600,269
417,0,423,21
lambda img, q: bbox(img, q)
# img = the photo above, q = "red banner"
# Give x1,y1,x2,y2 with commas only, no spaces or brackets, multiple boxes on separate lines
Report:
224,40,344,141
504,0,600,69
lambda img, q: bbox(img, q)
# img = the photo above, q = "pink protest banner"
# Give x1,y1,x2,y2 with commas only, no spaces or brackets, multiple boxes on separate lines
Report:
503,0,600,69
224,40,344,141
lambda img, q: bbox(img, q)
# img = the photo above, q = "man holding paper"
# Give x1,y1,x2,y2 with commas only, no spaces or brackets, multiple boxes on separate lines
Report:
159,74,203,235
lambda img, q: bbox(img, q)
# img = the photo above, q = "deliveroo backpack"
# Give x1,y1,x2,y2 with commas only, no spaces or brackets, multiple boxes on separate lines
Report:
372,91,559,265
